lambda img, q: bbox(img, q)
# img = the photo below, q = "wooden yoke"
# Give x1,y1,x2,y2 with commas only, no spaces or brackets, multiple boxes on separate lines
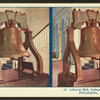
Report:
63,26,83,81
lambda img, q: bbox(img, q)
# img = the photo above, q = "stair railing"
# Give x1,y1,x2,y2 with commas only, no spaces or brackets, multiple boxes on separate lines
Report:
1,58,10,65
32,23,49,51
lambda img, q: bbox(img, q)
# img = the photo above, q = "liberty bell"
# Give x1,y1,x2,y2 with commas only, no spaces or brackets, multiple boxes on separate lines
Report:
0,13,30,58
0,10,43,81
78,19,100,57
62,9,100,83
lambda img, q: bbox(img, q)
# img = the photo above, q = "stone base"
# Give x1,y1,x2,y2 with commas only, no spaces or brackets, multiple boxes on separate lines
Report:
58,73,100,87
0,69,49,87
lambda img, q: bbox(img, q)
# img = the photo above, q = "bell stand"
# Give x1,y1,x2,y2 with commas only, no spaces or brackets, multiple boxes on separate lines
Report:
62,9,100,82
9,11,43,78
0,10,43,80
63,25,83,82
0,24,43,79
14,28,44,78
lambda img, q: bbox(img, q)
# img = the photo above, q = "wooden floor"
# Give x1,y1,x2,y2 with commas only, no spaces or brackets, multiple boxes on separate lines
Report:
52,60,63,87
58,72,100,87
0,69,49,87
53,60,100,87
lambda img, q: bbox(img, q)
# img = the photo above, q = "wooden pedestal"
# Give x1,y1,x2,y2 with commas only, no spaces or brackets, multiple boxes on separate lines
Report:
0,69,49,87
58,68,100,87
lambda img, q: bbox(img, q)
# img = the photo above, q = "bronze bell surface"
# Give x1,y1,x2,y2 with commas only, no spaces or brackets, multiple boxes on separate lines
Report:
0,25,30,58
78,25,100,57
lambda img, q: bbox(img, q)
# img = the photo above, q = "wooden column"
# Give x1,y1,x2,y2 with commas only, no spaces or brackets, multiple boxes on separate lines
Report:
24,29,43,74
0,60,3,80
18,57,23,78
63,26,83,81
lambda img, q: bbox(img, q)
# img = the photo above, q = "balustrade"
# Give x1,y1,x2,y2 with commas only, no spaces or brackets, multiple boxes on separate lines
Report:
33,24,49,51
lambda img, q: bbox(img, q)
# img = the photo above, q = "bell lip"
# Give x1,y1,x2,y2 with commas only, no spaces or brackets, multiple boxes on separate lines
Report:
0,52,30,58
21,53,30,57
